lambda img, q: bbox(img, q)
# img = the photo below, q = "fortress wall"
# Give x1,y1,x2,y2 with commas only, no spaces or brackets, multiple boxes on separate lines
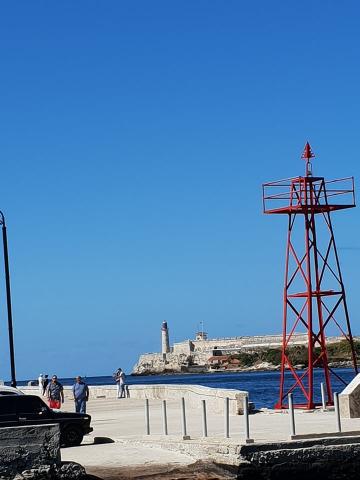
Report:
184,334,346,353
173,340,194,355
192,334,298,352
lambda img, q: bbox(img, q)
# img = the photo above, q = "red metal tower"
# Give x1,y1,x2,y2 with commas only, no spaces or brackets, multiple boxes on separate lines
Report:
263,143,358,409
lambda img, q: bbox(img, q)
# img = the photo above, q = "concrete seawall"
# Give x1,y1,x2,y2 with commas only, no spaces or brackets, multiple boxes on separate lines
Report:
128,384,248,415
22,384,249,415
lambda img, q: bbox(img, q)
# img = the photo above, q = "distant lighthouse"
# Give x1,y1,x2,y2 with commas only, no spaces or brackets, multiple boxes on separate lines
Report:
161,321,170,356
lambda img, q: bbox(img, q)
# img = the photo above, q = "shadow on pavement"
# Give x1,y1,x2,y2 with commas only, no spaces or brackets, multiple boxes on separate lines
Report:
93,436,115,444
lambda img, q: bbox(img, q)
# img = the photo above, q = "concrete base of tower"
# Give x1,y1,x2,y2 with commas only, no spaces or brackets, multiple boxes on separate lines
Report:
340,373,360,418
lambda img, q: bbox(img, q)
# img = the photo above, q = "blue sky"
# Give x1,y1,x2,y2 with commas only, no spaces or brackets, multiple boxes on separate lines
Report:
0,1,359,380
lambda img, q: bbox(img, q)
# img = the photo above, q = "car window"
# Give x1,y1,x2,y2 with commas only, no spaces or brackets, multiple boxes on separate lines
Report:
16,396,47,414
0,397,16,414
0,391,19,396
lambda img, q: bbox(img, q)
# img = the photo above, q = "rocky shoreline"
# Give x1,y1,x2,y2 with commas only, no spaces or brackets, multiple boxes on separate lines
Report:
133,335,358,376
132,360,354,376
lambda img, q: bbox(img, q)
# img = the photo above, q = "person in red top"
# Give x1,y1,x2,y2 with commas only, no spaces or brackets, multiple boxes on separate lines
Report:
47,375,64,409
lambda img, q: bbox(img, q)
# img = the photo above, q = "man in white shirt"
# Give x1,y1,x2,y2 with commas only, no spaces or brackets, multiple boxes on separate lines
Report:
114,368,126,398
38,374,44,395
119,370,126,398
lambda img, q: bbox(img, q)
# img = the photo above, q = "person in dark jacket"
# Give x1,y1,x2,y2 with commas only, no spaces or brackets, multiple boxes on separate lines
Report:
72,376,89,413
42,375,49,396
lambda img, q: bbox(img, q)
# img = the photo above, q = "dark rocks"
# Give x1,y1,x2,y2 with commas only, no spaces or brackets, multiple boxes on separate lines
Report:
56,462,86,480
237,436,360,479
0,425,60,479
0,462,87,480
0,425,86,479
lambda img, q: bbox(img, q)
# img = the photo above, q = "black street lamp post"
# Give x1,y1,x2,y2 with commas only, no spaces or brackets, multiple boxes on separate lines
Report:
0,212,16,387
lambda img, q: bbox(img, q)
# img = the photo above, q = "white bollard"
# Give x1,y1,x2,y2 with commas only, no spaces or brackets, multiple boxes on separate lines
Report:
224,397,230,438
334,392,341,433
243,395,254,443
145,398,150,435
201,399,208,438
288,393,296,438
162,399,168,435
320,382,326,410
181,397,190,440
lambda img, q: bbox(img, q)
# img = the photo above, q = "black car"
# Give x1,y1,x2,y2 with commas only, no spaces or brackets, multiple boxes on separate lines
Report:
0,394,93,447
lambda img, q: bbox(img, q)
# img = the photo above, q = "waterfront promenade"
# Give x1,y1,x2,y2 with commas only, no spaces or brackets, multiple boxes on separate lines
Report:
57,392,360,479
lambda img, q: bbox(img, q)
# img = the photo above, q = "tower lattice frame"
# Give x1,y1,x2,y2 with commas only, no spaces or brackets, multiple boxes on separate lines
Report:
263,143,358,409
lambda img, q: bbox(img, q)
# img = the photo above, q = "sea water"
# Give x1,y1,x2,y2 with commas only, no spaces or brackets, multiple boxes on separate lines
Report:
16,368,356,408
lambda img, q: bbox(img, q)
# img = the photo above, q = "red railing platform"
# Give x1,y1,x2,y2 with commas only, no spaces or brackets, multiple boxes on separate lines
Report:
262,176,355,214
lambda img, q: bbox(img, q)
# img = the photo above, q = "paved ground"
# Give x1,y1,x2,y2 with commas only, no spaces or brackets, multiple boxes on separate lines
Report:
60,395,360,478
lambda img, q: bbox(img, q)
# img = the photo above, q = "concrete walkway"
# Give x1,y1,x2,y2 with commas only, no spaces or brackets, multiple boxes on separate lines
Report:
60,395,360,476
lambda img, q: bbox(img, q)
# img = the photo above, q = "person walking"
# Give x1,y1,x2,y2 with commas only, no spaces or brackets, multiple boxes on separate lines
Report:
42,375,49,396
114,368,126,398
38,374,44,395
119,369,126,398
47,375,64,409
114,368,120,398
72,376,89,414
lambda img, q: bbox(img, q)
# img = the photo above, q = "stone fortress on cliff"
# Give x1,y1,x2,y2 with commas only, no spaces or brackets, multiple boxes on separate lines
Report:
132,321,345,375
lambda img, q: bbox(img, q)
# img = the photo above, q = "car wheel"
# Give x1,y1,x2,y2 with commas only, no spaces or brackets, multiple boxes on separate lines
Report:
61,426,84,447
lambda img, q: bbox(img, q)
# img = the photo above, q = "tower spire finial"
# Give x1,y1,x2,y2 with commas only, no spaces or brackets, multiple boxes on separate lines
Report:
301,142,315,176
